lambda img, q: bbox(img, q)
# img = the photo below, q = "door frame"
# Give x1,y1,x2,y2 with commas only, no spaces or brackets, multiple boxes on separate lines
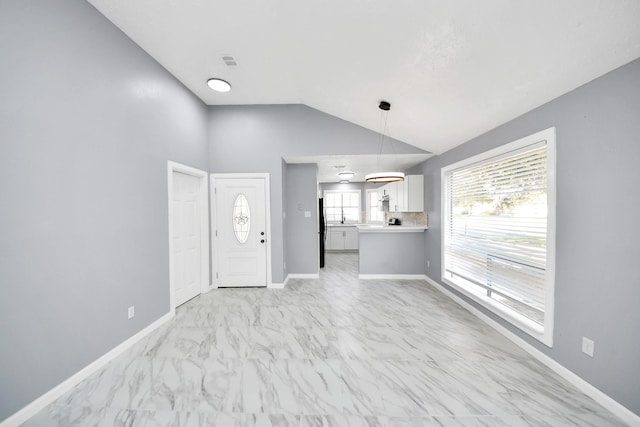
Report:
167,161,210,312
210,173,272,288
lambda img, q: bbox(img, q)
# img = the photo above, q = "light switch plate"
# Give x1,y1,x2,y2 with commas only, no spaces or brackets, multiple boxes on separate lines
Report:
582,336,594,357
304,211,311,217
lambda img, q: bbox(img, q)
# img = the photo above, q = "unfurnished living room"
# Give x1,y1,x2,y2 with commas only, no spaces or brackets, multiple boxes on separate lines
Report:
1,1,639,426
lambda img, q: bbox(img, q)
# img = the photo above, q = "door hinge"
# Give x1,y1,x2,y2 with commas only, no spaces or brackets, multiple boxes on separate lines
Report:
216,272,218,279
215,230,218,236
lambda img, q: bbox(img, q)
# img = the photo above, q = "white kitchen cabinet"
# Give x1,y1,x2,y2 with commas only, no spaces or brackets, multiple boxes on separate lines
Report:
403,175,424,212
344,227,359,250
326,226,358,251
383,175,423,212
386,181,405,212
326,228,342,250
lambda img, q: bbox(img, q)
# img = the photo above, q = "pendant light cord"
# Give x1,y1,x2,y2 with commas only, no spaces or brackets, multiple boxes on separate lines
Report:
376,107,390,171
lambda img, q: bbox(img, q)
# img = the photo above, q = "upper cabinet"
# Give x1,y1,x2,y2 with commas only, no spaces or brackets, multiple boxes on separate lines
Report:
387,180,404,212
384,175,424,213
404,174,424,212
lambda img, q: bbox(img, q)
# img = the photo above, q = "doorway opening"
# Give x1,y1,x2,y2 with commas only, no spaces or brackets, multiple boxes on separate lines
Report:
167,161,210,311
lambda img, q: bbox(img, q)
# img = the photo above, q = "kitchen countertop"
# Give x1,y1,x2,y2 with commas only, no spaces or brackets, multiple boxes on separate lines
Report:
356,224,428,233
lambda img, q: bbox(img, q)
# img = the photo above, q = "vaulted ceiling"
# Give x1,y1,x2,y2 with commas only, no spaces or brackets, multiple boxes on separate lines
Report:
89,0,640,154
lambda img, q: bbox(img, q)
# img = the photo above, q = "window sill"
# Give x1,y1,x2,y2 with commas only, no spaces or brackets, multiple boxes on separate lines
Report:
442,275,552,347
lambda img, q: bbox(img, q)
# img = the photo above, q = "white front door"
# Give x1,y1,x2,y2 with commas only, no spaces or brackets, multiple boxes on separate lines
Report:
213,176,269,287
172,171,203,305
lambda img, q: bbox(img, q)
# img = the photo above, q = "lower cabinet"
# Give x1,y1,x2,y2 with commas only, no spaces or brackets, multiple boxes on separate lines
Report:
326,226,358,250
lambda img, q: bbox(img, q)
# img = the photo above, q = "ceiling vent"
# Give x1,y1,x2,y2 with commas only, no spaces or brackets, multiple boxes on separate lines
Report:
221,55,238,68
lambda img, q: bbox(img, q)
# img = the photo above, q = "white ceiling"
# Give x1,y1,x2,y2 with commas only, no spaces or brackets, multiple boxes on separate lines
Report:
89,0,640,154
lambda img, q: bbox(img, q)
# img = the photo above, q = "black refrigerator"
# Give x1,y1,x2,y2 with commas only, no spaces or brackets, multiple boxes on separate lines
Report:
319,198,326,268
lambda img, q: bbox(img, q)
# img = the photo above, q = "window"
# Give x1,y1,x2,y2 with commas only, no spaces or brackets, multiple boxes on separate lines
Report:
366,189,385,223
441,127,556,346
324,190,361,223
232,194,250,244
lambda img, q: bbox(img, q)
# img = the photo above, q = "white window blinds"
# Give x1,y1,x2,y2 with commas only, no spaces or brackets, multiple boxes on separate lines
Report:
444,141,549,325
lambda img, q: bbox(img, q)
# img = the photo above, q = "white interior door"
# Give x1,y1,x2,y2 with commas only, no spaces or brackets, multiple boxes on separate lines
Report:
213,177,268,287
172,171,202,305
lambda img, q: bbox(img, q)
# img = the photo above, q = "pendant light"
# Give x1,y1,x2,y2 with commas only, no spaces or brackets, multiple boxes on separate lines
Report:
365,101,405,183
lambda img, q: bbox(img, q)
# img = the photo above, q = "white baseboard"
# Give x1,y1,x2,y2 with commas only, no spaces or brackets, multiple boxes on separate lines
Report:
269,272,320,289
268,279,286,289
1,312,174,427
359,274,428,280
287,273,319,279
423,276,640,427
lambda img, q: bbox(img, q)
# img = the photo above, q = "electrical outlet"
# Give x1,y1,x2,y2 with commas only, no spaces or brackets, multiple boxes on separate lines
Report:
582,336,594,357
128,306,135,319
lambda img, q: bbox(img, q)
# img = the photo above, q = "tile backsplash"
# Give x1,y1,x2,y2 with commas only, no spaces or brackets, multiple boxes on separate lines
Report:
385,211,428,227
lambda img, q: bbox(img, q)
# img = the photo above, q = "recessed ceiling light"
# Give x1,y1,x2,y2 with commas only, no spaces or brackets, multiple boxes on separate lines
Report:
339,180,350,184
207,78,231,92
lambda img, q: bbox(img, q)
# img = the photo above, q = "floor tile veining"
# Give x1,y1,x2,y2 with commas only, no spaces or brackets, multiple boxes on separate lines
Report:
24,253,626,426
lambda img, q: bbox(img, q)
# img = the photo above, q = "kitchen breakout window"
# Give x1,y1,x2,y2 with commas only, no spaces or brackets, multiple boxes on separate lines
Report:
366,189,385,223
441,127,556,347
324,190,361,223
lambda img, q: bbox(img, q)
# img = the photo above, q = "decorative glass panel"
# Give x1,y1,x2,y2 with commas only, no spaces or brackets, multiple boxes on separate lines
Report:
233,194,250,244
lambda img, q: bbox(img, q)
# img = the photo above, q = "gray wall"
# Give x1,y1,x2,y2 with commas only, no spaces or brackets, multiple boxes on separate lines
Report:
408,58,640,416
207,104,426,283
285,164,319,275
359,232,427,274
0,0,209,421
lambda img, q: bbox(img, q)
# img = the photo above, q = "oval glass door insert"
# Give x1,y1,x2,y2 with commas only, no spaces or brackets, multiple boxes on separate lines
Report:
233,194,250,244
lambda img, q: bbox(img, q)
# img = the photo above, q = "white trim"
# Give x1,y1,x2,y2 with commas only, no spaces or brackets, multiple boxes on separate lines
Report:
210,173,272,288
287,273,319,279
167,161,210,312
423,276,639,427
358,274,428,280
440,127,556,347
268,281,286,289
0,313,174,427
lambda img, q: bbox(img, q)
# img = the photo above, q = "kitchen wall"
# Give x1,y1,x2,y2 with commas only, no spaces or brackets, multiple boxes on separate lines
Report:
208,104,426,283
408,58,640,416
285,164,319,275
0,0,209,421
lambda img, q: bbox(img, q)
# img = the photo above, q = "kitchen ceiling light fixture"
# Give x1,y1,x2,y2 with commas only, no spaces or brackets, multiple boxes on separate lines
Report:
364,171,405,183
337,171,355,179
365,101,405,183
339,179,350,184
207,78,231,92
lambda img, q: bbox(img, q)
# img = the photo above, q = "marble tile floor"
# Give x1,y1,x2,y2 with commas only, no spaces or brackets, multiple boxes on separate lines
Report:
24,253,627,426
